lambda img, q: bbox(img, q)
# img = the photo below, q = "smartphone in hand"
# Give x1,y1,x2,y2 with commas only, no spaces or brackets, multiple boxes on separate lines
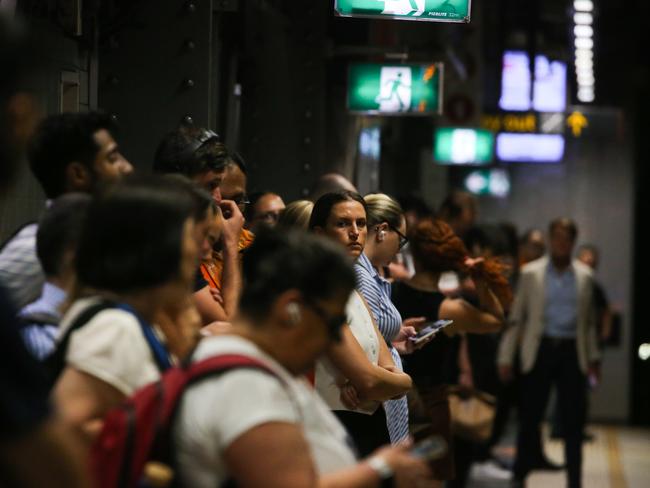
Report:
410,435,447,461
408,319,453,346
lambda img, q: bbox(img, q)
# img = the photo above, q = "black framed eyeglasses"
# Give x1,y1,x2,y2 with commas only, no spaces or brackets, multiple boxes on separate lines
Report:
232,194,251,210
389,225,409,250
304,299,347,342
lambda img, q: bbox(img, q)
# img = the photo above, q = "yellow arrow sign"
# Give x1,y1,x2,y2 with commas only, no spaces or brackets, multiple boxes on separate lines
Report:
567,111,588,137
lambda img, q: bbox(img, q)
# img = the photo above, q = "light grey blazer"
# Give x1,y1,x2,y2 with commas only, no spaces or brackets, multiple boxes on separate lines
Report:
498,256,600,374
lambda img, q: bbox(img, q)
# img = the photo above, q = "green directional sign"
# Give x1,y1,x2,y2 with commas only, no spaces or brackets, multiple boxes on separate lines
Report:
348,63,443,115
434,127,494,165
463,169,510,197
335,0,471,23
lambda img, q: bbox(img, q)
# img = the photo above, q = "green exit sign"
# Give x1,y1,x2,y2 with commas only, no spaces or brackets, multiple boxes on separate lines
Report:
434,128,494,165
335,0,471,23
348,63,443,115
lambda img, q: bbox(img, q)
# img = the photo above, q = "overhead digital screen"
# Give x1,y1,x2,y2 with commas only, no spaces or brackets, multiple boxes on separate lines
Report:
499,51,567,112
496,133,565,163
434,127,494,165
533,55,567,112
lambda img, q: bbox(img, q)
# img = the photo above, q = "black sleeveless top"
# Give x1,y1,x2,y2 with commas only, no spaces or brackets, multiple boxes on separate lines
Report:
391,282,459,388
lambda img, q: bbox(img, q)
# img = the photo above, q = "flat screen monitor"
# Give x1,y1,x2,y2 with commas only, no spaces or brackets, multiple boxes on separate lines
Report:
496,133,565,163
434,127,494,165
499,51,567,112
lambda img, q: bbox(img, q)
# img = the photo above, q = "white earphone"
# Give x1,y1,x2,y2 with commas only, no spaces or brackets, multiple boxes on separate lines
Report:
286,302,302,324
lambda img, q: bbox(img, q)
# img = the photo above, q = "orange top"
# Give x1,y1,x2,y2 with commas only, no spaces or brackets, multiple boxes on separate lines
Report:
200,228,255,290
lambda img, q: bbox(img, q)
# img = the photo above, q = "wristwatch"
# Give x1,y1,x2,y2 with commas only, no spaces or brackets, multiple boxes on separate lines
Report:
367,456,395,487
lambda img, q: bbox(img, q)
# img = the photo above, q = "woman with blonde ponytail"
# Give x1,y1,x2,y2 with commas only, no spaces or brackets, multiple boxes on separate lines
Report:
391,218,508,483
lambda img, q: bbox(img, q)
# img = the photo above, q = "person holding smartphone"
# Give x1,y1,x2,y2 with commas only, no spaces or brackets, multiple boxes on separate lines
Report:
391,219,508,485
354,193,428,445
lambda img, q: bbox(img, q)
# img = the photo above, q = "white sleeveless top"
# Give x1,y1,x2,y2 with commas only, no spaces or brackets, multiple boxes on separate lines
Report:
315,291,380,415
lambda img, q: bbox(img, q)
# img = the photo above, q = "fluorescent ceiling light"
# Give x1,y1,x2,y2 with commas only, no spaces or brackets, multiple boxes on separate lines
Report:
574,1,594,12
575,59,593,70
574,37,594,49
574,12,593,24
574,25,594,38
575,48,594,59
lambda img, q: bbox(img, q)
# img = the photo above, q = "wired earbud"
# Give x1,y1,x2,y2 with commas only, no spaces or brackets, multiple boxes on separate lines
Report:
286,302,302,325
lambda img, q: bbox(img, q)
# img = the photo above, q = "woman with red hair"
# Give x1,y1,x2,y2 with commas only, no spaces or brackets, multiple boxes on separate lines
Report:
391,218,509,485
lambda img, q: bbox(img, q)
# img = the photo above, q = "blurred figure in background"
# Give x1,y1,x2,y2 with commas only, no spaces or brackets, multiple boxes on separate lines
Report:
18,194,91,360
438,190,478,245
390,194,436,280
392,219,508,486
277,199,314,230
0,13,90,487
519,228,546,266
245,191,286,232
577,244,614,344
460,224,519,483
498,218,599,488
0,111,133,308
308,172,357,202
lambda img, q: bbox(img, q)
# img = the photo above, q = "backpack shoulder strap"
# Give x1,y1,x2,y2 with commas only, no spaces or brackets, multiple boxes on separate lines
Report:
44,300,116,383
18,311,61,328
186,354,280,383
158,354,286,437
114,303,173,372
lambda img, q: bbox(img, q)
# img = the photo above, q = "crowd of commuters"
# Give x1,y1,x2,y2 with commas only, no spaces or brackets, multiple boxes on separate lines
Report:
1,14,607,488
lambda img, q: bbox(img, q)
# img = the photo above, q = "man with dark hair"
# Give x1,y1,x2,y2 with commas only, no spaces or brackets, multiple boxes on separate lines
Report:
153,125,226,202
29,112,133,199
0,13,90,487
0,111,133,308
153,126,245,322
19,193,91,359
498,217,600,488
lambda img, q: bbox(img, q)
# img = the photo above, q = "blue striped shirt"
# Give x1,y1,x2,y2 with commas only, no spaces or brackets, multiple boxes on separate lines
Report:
18,282,66,360
0,223,45,308
354,252,409,443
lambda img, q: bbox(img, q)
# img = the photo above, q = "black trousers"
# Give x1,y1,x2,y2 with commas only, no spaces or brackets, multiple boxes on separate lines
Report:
514,338,587,488
334,407,390,458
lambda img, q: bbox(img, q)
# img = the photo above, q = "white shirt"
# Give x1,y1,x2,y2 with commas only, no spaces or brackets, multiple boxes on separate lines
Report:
58,297,164,395
315,291,380,414
173,335,357,488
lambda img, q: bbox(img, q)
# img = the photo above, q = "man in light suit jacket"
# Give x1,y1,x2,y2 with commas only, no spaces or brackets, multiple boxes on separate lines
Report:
498,218,600,488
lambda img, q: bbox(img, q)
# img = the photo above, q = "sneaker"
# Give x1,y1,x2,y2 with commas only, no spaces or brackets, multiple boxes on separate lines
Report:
470,460,514,481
